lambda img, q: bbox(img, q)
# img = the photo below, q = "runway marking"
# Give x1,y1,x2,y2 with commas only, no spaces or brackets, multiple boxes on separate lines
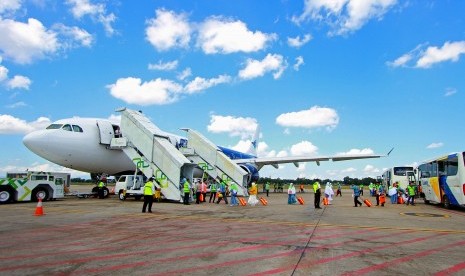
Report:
341,239,465,275
400,212,450,218
434,261,465,275
121,212,465,235
247,233,443,275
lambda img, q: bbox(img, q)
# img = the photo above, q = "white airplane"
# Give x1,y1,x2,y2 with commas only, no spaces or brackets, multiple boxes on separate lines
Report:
23,114,389,182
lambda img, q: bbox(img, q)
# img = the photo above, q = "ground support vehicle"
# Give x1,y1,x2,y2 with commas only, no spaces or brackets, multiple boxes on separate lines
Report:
417,151,465,209
115,175,146,200
0,171,70,203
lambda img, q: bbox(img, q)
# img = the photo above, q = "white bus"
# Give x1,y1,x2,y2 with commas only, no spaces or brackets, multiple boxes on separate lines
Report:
381,166,416,192
417,151,465,209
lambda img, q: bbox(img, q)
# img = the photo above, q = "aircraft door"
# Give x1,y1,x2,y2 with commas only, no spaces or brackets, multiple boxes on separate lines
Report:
97,120,114,145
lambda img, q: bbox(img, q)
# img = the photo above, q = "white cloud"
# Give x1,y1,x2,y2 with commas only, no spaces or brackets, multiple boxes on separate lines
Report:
184,75,231,94
146,9,191,51
207,115,258,138
0,65,8,81
66,0,116,36
107,77,183,106
363,164,380,174
0,114,51,134
293,0,397,36
177,68,192,81
238,53,286,80
416,41,465,68
276,106,339,130
426,142,443,149
389,41,465,69
0,18,59,64
290,141,318,156
293,56,304,71
336,148,375,156
148,60,178,71
386,53,412,68
444,88,457,97
341,167,357,173
53,24,94,48
0,0,21,14
198,17,277,54
6,101,27,108
7,75,31,90
287,34,312,48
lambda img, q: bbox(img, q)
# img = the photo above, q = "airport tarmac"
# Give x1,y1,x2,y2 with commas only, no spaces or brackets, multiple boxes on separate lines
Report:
1,186,465,276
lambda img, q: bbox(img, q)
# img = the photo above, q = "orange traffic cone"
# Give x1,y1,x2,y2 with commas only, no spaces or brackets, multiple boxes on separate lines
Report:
34,198,45,216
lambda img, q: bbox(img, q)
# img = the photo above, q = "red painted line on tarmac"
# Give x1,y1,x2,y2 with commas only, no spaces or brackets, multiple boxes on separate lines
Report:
247,233,443,275
434,261,465,275
342,239,465,276
75,243,284,275
152,250,303,276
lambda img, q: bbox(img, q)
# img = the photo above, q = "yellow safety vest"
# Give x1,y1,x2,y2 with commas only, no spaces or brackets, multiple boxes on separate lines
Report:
144,181,154,196
313,182,320,193
183,181,190,193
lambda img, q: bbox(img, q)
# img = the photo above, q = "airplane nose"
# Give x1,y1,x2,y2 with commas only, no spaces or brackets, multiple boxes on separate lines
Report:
23,130,47,154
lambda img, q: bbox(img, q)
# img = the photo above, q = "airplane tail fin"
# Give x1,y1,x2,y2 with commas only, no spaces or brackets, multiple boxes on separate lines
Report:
246,124,260,157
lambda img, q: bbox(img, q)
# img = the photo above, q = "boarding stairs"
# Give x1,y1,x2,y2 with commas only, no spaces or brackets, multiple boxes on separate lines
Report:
180,129,249,196
110,109,196,202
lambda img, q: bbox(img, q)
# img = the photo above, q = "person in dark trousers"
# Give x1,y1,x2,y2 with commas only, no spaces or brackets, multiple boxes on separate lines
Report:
216,180,229,204
142,177,155,213
406,182,416,206
265,182,270,197
351,184,363,207
209,181,218,203
97,178,106,199
182,178,191,205
313,181,322,209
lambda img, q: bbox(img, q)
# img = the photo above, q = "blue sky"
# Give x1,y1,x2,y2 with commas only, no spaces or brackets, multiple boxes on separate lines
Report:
1,0,464,180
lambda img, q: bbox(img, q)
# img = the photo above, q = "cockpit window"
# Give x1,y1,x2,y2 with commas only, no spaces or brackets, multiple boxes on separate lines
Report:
46,124,63,130
72,125,83,132
62,124,73,131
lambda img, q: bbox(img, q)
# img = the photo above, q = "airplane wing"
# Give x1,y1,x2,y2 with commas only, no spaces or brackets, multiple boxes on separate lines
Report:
232,149,392,170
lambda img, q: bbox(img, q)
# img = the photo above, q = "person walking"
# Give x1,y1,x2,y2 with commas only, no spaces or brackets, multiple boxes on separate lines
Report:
389,183,398,204
201,179,207,202
182,178,191,205
216,180,229,204
359,184,364,196
142,177,155,213
406,182,416,206
230,183,239,206
299,183,305,193
313,181,322,209
288,183,297,204
265,182,270,197
195,180,202,204
351,184,363,207
248,182,259,206
209,181,218,203
336,183,342,197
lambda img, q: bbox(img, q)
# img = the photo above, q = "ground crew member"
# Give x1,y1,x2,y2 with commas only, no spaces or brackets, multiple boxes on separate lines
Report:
209,181,218,203
216,180,228,204
313,181,322,209
351,184,363,207
265,182,270,197
406,182,416,206
359,184,364,196
97,178,106,199
182,178,191,205
142,177,155,213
